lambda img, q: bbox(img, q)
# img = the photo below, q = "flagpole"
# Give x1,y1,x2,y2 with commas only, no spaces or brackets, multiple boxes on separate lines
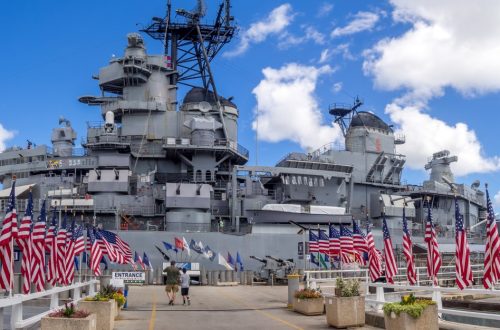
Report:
317,225,320,270
9,178,16,297
9,235,14,297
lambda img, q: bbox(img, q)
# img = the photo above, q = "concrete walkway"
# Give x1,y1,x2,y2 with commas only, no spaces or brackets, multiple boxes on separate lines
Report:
115,285,380,330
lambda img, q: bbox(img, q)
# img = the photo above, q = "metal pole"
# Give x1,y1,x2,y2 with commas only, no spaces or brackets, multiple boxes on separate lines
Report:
302,230,306,271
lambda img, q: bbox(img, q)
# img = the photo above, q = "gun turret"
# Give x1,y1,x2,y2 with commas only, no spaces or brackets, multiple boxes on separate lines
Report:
249,255,267,265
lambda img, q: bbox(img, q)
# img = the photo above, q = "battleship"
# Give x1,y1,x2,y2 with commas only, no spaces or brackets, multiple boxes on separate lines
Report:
0,0,487,273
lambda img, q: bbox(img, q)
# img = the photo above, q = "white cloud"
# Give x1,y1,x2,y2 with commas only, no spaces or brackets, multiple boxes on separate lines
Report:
317,3,334,18
224,4,294,57
364,0,500,100
494,191,500,211
0,123,14,152
387,103,500,176
332,43,356,60
252,63,342,150
278,26,325,49
332,82,343,93
319,49,331,63
331,11,380,37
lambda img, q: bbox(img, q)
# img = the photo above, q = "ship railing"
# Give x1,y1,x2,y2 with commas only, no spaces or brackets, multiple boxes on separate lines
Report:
119,204,164,216
304,264,500,322
309,142,344,159
45,147,87,157
0,278,98,329
86,121,123,129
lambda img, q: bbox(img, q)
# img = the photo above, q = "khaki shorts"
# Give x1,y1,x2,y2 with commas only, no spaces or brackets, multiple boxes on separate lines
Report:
165,284,179,293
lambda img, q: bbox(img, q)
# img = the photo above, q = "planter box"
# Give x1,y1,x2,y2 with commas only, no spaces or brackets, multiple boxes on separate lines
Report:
79,299,115,330
114,301,119,318
384,304,438,330
326,296,365,328
293,297,324,316
41,313,96,330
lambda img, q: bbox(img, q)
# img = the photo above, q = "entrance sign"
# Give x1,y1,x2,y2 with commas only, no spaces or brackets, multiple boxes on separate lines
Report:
112,272,145,284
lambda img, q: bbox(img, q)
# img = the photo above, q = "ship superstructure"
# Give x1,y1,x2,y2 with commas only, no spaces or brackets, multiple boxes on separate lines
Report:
0,0,488,270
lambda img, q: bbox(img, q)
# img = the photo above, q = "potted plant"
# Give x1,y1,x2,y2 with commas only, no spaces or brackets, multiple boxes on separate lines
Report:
79,293,115,330
293,288,324,315
325,278,365,328
383,294,438,330
112,290,126,316
41,303,96,330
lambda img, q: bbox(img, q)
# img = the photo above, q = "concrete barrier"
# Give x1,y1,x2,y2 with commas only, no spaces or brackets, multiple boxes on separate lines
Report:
207,271,213,286
287,274,300,308
246,270,253,285
212,271,220,285
201,268,208,285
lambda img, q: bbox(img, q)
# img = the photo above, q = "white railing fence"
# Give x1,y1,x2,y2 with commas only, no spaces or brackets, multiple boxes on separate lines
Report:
0,279,98,329
304,265,500,324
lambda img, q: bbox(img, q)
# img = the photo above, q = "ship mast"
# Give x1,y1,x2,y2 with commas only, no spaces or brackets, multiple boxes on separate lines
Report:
142,0,235,139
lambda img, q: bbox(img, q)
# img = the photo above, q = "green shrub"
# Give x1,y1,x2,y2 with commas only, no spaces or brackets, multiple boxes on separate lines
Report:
335,278,360,297
383,294,436,319
48,303,90,318
84,293,110,302
113,292,126,307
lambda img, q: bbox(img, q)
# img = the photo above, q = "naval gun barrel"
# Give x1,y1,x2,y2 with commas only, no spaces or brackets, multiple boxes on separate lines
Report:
249,256,267,264
265,255,284,263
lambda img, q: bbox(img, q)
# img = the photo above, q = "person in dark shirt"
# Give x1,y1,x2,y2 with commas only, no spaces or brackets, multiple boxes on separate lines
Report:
164,260,180,305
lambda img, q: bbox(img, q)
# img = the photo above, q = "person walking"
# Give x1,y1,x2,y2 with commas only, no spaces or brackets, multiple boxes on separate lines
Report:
180,268,191,305
164,260,180,305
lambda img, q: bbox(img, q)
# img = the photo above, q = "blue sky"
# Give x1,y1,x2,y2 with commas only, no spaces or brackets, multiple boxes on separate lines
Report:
1,0,500,203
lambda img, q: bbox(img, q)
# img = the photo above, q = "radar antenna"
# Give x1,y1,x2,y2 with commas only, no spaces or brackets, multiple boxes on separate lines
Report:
142,0,235,139
329,97,363,137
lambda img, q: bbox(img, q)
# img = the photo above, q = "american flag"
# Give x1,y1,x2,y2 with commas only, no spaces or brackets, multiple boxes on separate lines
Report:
455,198,472,289
382,214,398,284
0,181,17,291
329,224,340,257
73,225,85,255
483,185,500,289
95,230,121,263
402,207,417,285
56,215,68,285
17,190,33,294
88,228,104,276
46,209,58,286
318,229,330,255
64,219,76,285
340,225,354,263
366,219,382,282
308,230,319,253
353,220,369,253
425,202,442,286
31,201,46,291
99,230,132,264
